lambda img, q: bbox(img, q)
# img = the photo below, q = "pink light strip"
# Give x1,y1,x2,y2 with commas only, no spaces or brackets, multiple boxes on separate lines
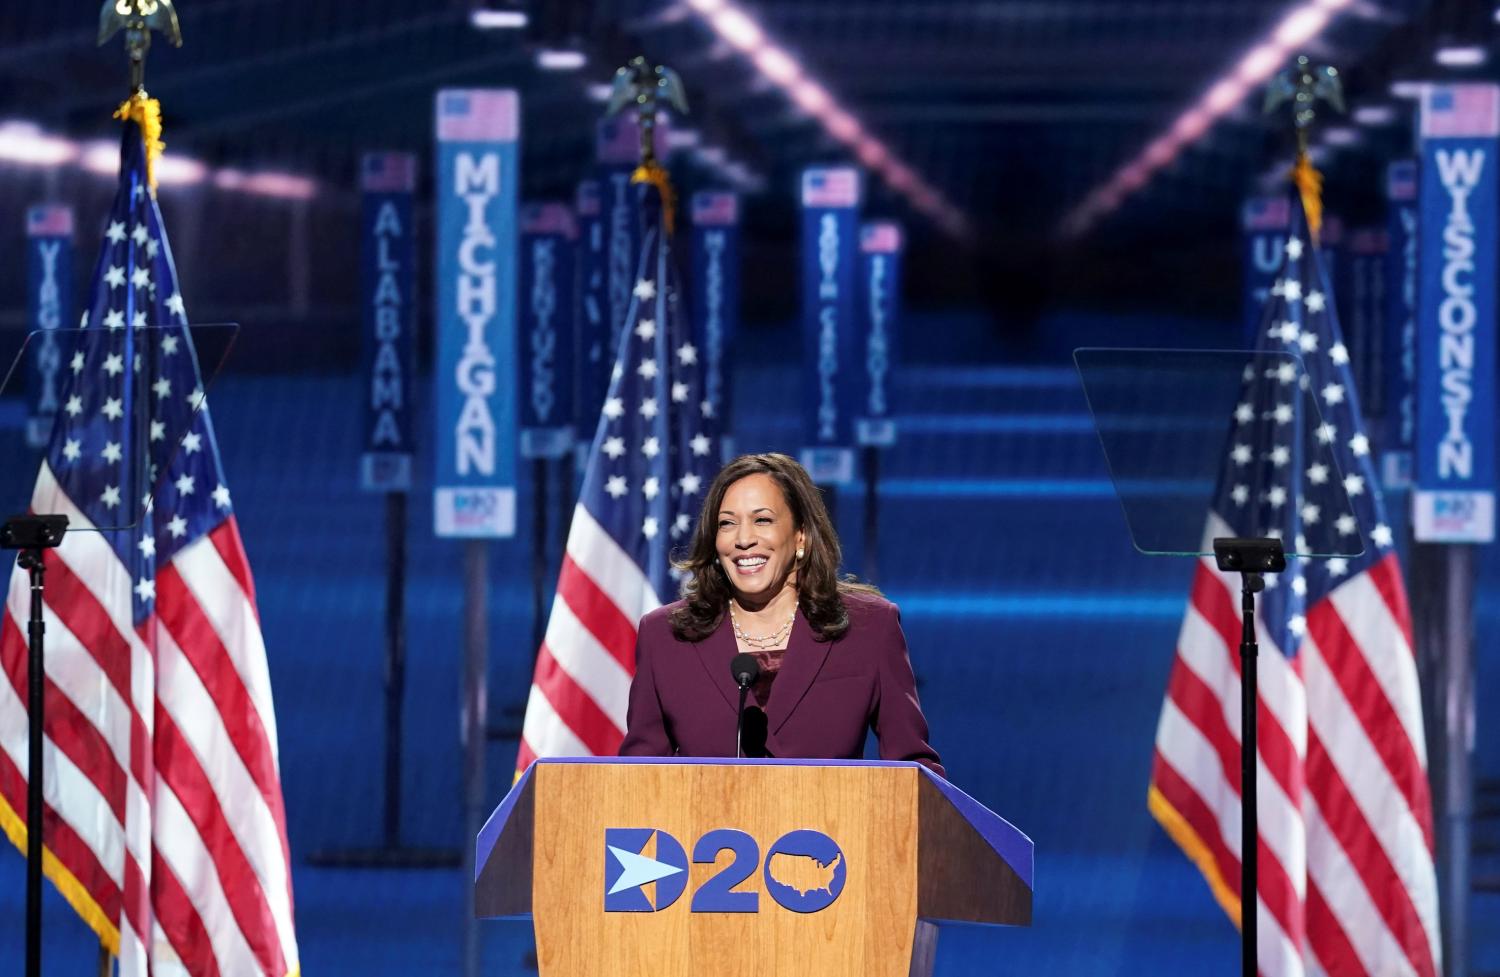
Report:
1058,0,1355,239
684,0,971,238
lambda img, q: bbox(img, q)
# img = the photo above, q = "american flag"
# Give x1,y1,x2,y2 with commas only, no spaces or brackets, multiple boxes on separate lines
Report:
516,176,719,770
1386,160,1418,202
802,167,860,209
861,221,902,254
691,191,739,227
436,89,518,142
360,151,416,193
1420,83,1500,139
1,121,298,975
1242,196,1290,232
27,204,74,238
1149,186,1439,976
520,202,577,238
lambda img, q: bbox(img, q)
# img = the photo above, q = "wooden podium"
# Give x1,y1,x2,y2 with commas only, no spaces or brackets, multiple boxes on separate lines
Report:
475,758,1032,977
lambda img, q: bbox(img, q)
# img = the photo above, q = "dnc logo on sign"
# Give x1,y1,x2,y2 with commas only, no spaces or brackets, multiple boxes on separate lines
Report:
603,828,689,912
604,827,845,914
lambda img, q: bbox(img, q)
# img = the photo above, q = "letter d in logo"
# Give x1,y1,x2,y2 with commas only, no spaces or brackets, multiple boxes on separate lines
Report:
604,828,688,912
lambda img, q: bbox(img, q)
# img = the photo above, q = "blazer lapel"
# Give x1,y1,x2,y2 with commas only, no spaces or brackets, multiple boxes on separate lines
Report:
694,613,743,713
765,611,831,735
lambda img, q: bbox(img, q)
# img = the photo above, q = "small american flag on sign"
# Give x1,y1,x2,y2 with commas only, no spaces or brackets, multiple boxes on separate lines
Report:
691,191,739,227
1387,160,1418,201
26,204,74,238
802,167,860,208
1241,195,1290,232
436,89,518,142
576,179,601,217
360,152,416,193
861,221,902,254
521,202,577,239
1421,83,1500,138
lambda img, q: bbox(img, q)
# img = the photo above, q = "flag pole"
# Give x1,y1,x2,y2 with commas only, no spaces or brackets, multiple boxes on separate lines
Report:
1256,54,1344,977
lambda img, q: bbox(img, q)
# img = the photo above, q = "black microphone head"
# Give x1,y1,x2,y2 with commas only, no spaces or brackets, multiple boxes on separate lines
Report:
730,652,760,688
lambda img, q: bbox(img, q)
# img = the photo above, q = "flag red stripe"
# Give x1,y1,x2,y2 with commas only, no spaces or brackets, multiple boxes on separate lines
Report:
1165,660,1240,794
0,746,122,923
32,554,154,790
209,519,259,616
1305,729,1436,977
1306,599,1434,851
1,617,129,824
153,706,287,977
557,555,637,671
1174,616,1304,810
1254,829,1306,956
152,846,225,977
1304,877,1369,977
1150,751,1241,903
156,563,290,855
515,739,537,775
121,847,150,958
1190,564,1242,660
533,645,626,756
1366,553,1413,636
39,551,133,705
1152,731,1305,954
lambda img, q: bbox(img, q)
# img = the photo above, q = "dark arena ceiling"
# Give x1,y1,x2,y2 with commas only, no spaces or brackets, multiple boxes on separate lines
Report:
0,0,1494,325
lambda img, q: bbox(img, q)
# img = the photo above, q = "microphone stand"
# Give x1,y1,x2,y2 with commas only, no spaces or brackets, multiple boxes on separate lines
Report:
736,680,750,759
1213,537,1285,977
728,652,760,759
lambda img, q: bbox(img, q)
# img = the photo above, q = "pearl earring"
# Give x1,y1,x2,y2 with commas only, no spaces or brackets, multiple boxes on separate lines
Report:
796,547,805,560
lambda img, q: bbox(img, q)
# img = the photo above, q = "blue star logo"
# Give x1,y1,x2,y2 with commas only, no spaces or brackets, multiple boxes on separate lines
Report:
603,828,688,912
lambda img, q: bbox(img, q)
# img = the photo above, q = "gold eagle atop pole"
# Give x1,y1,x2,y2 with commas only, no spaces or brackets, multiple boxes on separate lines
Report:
606,56,689,232
1264,54,1345,241
97,0,183,193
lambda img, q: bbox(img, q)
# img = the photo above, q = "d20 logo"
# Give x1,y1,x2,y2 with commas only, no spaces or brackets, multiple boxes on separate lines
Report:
762,830,846,913
603,828,688,912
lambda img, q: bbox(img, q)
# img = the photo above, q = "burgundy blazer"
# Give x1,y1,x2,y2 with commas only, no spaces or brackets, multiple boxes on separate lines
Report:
619,591,944,776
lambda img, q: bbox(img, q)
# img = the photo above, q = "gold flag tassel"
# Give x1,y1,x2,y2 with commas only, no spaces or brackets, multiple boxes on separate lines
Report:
631,160,677,236
113,90,165,194
1291,150,1323,245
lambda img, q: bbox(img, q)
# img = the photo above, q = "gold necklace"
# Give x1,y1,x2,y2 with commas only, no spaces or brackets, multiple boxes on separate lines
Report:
729,602,796,650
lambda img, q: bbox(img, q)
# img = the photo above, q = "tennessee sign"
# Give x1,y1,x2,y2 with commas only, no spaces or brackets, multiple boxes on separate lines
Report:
603,827,846,914
433,89,519,538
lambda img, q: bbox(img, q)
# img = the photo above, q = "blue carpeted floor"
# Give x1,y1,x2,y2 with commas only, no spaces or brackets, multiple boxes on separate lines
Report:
1,313,1496,974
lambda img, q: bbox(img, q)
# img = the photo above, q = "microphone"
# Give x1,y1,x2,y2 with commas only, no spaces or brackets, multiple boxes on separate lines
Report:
729,653,760,759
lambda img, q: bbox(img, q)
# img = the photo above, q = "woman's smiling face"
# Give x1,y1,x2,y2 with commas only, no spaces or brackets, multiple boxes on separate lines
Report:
716,473,804,604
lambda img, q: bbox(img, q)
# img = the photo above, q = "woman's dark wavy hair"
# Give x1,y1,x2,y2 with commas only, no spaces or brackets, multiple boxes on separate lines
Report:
669,452,879,642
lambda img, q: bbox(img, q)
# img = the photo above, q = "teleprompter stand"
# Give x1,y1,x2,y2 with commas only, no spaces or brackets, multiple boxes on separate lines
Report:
2,514,69,977
1213,536,1286,977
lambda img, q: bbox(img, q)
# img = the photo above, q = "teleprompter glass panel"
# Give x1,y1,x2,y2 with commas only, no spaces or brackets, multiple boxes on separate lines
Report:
1073,347,1364,560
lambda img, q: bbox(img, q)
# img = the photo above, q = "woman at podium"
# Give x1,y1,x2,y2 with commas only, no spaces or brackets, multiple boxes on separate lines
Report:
620,452,943,775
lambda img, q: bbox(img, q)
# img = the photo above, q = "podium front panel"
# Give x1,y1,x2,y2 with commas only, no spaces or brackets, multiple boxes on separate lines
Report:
529,760,922,977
